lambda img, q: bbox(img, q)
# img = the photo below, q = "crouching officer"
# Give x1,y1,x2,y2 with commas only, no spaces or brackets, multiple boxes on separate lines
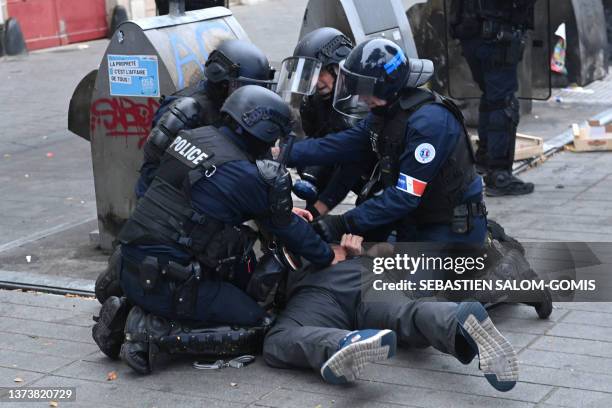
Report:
95,40,276,304
287,39,487,245
92,86,336,374
136,39,277,197
278,28,372,216
450,0,536,196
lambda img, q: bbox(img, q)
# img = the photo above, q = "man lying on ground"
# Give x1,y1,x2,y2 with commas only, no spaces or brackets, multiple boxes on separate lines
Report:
263,234,519,392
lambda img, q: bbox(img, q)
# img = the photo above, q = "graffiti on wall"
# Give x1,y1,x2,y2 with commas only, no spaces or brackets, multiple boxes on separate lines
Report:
168,20,235,89
90,97,160,149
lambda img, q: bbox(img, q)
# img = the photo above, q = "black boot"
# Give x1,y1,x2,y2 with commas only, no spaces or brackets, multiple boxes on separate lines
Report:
485,170,534,197
120,306,171,374
95,247,124,304
92,296,129,359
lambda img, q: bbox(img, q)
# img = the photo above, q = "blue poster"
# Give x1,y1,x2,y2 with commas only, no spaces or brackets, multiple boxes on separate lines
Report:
108,54,160,97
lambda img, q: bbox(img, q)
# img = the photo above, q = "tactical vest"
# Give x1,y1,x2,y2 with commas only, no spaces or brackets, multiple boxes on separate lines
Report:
300,94,353,138
374,88,478,225
119,126,251,267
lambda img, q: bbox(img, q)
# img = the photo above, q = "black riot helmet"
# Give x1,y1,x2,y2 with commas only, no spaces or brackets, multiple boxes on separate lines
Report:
221,85,293,148
333,38,433,120
294,27,353,67
205,40,276,98
276,28,353,101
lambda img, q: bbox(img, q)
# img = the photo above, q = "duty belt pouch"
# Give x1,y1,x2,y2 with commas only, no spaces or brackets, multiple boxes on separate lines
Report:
173,274,199,318
451,205,471,234
139,256,160,292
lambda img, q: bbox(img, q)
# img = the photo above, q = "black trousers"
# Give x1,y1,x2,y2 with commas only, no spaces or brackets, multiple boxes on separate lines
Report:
263,260,467,370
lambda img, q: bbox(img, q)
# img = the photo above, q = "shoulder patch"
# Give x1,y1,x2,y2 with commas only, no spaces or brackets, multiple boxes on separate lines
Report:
414,143,436,164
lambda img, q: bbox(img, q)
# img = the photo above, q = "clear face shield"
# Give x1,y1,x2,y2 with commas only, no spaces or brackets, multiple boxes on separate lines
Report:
332,61,381,121
276,56,323,103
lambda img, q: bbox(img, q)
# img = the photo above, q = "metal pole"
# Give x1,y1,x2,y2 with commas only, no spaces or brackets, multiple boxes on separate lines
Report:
169,0,186,16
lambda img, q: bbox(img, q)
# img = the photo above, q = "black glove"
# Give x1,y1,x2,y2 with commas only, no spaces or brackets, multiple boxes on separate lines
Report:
313,214,350,243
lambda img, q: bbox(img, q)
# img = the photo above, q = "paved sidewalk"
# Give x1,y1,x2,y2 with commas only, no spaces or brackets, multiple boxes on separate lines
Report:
2,288,612,408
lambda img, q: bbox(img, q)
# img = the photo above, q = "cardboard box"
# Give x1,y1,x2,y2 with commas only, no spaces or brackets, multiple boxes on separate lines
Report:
571,123,612,152
470,133,544,161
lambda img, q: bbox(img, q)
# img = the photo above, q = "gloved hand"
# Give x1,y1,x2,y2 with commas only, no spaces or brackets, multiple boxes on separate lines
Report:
313,214,350,243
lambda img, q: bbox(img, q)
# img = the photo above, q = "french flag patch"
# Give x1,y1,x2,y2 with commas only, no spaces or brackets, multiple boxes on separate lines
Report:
396,173,427,197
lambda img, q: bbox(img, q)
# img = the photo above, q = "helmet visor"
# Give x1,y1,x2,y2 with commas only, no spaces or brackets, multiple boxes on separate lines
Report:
333,61,379,120
227,76,277,95
276,57,322,102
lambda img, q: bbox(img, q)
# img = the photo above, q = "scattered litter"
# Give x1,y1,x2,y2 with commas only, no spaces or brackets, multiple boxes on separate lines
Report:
25,255,31,263
14,377,23,383
66,197,74,201
24,174,30,178
534,115,539,120
78,44,89,50
80,200,85,204
556,185,565,189
555,97,563,104
42,136,48,140
46,152,55,158
49,401,58,407
106,371,118,381
230,382,238,387
3,154,10,158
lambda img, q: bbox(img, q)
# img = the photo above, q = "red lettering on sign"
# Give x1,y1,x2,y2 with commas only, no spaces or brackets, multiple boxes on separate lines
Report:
90,97,160,149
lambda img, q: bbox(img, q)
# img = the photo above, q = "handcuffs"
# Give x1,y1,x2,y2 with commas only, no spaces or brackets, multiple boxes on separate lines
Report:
193,355,256,370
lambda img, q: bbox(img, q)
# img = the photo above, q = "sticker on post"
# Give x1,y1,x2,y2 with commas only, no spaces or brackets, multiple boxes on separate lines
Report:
108,55,160,97
396,173,427,197
414,143,436,164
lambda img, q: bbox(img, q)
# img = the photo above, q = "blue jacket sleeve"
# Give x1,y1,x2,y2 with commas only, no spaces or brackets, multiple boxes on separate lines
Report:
288,119,373,168
344,105,462,233
191,162,334,267
259,215,334,267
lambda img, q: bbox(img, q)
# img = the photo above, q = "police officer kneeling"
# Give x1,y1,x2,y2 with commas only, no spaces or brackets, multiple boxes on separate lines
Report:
92,86,336,374
95,40,277,304
288,39,487,246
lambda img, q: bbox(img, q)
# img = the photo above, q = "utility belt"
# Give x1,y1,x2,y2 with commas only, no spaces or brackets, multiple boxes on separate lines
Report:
122,252,203,318
451,202,488,234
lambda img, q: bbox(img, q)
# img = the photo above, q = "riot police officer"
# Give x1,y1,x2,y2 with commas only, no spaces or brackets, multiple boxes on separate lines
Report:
92,86,338,374
277,28,375,218
450,0,536,196
94,40,276,304
135,39,276,197
286,39,487,246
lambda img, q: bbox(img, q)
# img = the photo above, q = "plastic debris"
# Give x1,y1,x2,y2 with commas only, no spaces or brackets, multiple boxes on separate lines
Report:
230,382,238,387
25,255,31,263
46,152,55,158
106,371,118,381
49,402,58,407
14,377,23,383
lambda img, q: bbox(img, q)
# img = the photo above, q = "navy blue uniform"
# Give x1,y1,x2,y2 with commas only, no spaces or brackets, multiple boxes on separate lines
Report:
122,127,334,326
461,39,520,170
289,105,486,244
135,80,217,198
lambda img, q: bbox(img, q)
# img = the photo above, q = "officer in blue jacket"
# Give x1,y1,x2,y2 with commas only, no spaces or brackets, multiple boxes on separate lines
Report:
92,86,337,374
287,39,487,245
135,39,277,198
95,40,277,304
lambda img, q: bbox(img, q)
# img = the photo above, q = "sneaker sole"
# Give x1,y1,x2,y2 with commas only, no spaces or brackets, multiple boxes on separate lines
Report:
458,303,518,392
320,330,396,385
